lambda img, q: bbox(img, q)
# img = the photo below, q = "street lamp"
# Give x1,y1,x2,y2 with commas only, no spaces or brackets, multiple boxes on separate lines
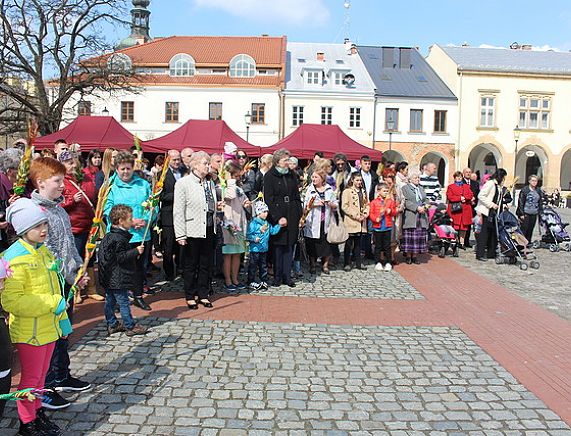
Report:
513,125,521,183
102,107,109,116
244,111,252,142
386,117,395,151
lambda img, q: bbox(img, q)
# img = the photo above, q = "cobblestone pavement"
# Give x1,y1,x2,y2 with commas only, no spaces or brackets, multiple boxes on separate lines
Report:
454,208,571,321
2,318,570,435
161,266,424,300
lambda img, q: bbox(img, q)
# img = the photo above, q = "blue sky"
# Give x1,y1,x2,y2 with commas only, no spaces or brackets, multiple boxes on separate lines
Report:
115,0,571,54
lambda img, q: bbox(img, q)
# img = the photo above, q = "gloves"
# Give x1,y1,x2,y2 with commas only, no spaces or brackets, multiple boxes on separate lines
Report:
54,296,67,315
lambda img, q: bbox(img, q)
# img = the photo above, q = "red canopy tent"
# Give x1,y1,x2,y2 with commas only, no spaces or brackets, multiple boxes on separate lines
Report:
145,119,261,156
35,116,162,152
263,124,382,161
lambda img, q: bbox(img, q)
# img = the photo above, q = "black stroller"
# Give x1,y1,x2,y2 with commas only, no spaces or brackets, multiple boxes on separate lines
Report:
495,210,540,270
534,205,571,252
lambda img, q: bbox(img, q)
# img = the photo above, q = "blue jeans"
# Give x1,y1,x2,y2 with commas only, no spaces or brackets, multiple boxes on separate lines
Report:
104,290,135,330
247,251,268,283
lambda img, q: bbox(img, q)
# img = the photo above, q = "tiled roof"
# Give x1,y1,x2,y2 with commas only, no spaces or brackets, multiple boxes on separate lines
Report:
116,35,286,67
358,46,456,99
441,45,571,75
135,74,281,87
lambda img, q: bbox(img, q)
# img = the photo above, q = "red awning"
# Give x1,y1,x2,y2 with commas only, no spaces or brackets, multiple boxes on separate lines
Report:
35,116,162,152
262,124,381,161
145,119,261,156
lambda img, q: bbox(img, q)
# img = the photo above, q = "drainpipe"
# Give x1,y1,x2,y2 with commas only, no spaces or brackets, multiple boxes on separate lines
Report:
371,90,378,149
279,89,285,140
456,71,463,171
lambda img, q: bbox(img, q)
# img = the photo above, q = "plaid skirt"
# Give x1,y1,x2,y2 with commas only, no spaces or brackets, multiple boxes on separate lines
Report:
402,218,428,254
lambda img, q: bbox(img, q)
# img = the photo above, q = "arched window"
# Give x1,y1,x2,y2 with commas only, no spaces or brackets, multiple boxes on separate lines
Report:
107,53,132,72
229,54,256,78
169,54,196,77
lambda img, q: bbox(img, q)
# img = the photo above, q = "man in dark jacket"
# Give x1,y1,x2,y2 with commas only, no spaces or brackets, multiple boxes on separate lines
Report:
99,204,148,336
160,150,184,281
263,150,302,287
462,167,480,248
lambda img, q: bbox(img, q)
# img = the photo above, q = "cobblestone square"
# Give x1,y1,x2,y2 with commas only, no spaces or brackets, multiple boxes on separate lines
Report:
2,319,569,435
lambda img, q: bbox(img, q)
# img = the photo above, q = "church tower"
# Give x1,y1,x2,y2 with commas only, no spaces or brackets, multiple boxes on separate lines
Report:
116,0,152,50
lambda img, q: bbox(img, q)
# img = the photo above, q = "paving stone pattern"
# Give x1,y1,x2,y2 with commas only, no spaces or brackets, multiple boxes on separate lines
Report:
2,318,569,435
162,266,424,301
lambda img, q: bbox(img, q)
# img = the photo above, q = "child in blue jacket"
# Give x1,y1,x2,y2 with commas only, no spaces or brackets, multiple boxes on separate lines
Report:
246,202,284,290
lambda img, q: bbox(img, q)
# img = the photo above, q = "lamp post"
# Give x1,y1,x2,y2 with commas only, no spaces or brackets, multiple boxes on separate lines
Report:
102,107,109,116
513,125,521,183
386,118,395,151
244,111,252,142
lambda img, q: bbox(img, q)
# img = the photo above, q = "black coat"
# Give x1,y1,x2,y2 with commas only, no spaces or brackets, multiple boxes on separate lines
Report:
360,170,379,201
160,168,181,227
263,167,302,246
98,227,140,291
464,179,480,207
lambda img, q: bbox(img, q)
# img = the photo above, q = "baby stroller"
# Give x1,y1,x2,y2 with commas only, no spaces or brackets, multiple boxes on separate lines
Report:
428,204,459,258
535,206,571,252
495,210,540,270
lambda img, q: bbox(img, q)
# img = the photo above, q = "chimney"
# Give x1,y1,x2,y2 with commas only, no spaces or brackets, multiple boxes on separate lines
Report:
350,44,357,55
261,33,269,37
521,44,532,50
344,38,351,49
316,52,325,61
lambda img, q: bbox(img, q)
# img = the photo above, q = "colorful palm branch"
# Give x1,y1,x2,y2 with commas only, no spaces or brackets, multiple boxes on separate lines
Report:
140,155,171,244
13,120,38,196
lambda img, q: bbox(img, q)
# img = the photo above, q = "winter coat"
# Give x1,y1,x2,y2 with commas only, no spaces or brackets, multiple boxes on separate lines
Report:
61,174,96,235
98,227,140,291
173,172,218,240
303,184,337,239
368,197,398,229
103,174,152,244
516,185,545,217
31,191,83,285
402,184,429,230
446,183,474,229
1,239,71,345
341,186,370,234
263,167,302,246
247,217,281,252
476,180,501,217
241,169,257,200
160,168,184,227
222,179,249,246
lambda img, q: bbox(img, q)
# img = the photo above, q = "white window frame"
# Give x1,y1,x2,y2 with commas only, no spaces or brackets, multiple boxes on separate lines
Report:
409,109,423,132
169,53,196,77
479,95,496,128
229,54,256,78
518,94,551,130
306,70,321,85
292,106,304,127
349,107,361,128
107,53,132,72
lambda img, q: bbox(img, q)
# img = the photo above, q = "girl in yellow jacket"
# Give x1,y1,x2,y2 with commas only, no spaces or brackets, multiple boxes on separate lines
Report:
1,198,71,436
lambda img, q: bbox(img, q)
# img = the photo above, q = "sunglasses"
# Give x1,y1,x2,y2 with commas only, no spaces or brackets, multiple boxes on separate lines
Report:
237,155,247,159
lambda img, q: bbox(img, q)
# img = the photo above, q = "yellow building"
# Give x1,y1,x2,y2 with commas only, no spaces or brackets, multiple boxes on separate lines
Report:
427,44,571,191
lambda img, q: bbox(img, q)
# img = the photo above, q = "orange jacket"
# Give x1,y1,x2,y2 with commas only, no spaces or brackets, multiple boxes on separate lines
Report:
368,197,398,229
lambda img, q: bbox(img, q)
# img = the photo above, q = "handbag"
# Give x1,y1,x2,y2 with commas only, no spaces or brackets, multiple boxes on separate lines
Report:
327,211,348,244
450,202,463,213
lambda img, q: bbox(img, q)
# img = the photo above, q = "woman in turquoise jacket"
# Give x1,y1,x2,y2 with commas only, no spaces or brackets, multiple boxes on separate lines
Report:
103,151,152,311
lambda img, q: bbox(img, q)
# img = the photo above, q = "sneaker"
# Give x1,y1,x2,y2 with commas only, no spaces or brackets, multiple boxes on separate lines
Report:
249,282,262,291
260,281,269,290
18,418,48,435
36,407,62,435
374,262,384,271
223,283,237,292
384,263,393,272
133,296,152,311
125,324,149,336
54,376,92,393
143,286,156,295
234,282,247,290
107,322,126,335
343,265,351,272
41,389,70,410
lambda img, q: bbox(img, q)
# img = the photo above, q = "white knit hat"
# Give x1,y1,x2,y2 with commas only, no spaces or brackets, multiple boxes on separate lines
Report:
254,201,269,216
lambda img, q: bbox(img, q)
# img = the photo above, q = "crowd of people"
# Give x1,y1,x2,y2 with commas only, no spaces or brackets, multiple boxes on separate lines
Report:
0,137,548,435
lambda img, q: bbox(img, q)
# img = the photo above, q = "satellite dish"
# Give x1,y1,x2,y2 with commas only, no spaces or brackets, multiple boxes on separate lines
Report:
343,73,355,86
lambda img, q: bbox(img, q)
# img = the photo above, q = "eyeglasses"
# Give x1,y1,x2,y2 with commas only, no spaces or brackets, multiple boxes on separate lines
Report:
237,155,247,159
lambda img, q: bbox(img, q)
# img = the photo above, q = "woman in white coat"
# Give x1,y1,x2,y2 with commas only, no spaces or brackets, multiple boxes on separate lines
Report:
303,170,337,274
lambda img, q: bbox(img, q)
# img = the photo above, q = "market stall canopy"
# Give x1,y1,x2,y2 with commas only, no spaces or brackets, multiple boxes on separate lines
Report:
145,119,261,156
263,124,382,161
35,116,163,152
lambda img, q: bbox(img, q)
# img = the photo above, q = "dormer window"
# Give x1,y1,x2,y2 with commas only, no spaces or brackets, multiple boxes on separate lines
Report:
229,54,256,77
306,70,321,85
107,53,132,72
169,54,196,77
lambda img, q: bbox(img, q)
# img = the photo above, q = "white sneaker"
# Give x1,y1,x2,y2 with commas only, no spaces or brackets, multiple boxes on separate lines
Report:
384,263,393,272
249,282,261,291
374,263,384,271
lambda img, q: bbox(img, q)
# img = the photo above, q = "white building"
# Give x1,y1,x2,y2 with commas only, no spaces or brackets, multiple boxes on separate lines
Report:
283,42,376,146
427,44,571,190
358,46,458,185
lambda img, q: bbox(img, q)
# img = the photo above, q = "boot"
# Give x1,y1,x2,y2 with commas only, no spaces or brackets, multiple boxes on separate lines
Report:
86,267,104,301
36,408,62,435
18,419,48,436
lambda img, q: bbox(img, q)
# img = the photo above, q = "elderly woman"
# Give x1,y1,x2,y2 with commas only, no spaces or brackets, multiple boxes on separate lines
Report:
303,169,337,275
516,174,545,244
446,171,474,247
103,151,152,310
174,151,217,309
401,169,428,264
264,149,302,287
60,151,102,302
221,160,251,291
0,148,22,251
342,172,369,271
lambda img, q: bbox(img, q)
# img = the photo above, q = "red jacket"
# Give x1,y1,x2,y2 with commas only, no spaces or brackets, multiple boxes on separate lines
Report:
446,182,474,230
62,173,96,234
368,197,398,229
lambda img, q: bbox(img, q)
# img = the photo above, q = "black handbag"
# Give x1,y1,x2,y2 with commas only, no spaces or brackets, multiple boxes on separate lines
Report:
450,202,463,213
